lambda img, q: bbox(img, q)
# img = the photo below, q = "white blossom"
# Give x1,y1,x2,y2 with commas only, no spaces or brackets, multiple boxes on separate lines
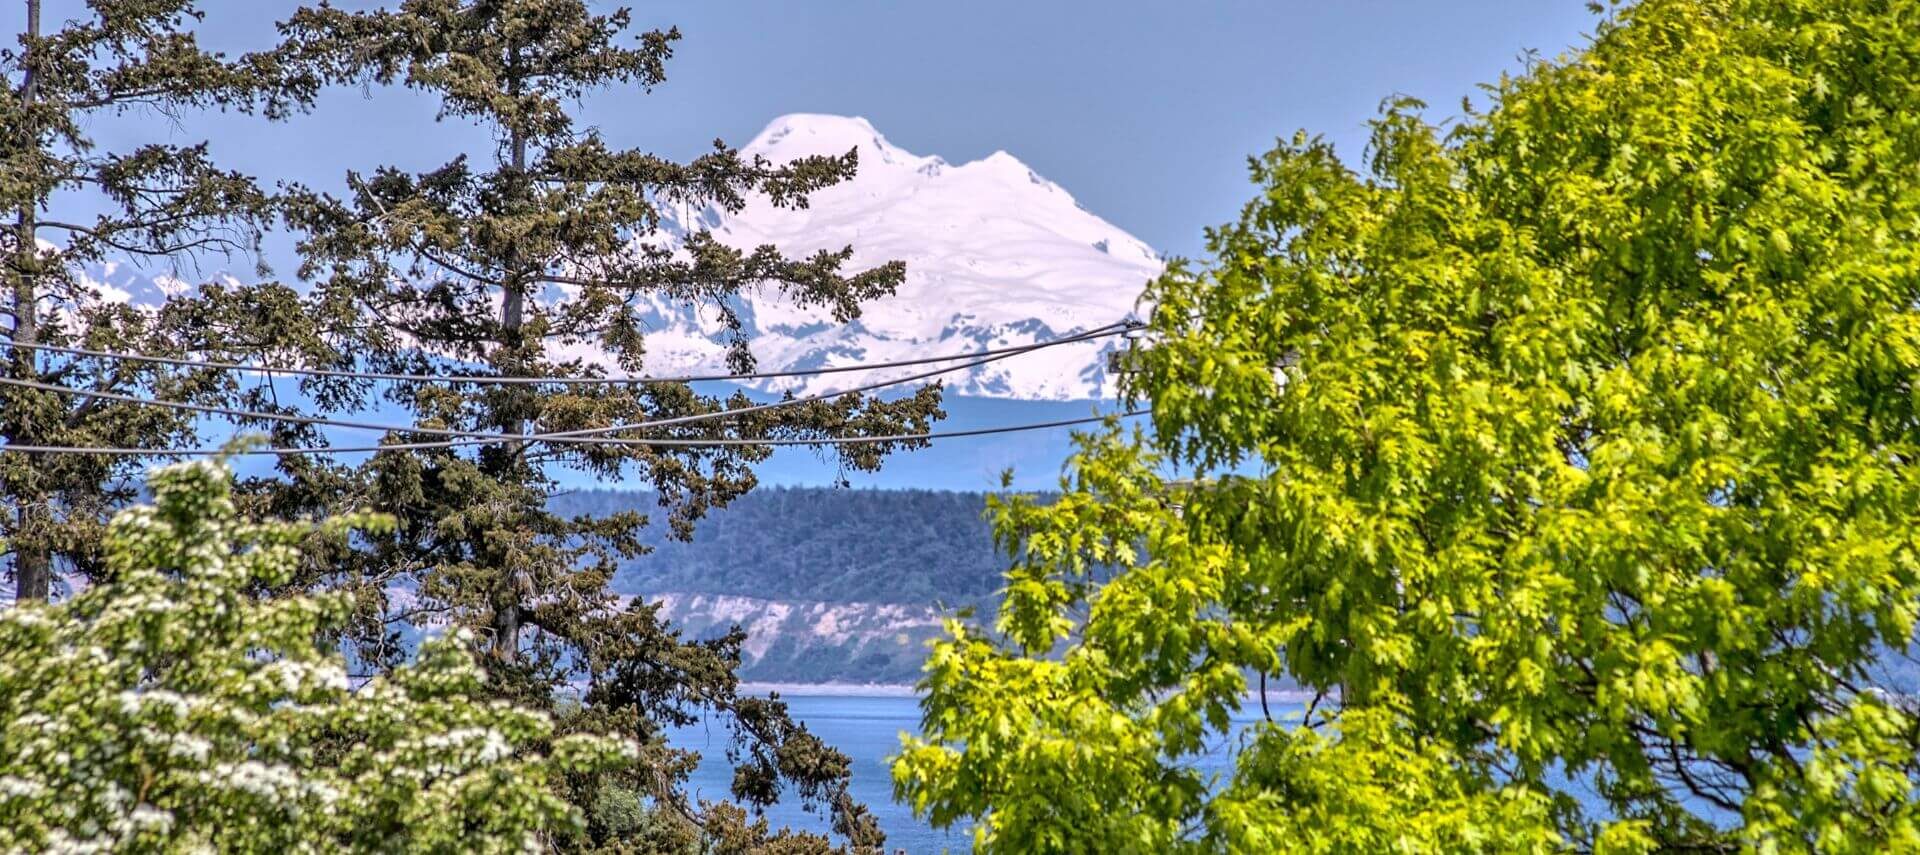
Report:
0,459,628,851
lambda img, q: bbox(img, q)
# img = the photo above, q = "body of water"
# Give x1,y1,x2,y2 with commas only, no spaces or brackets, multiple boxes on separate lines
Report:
667,691,1294,854
667,693,966,853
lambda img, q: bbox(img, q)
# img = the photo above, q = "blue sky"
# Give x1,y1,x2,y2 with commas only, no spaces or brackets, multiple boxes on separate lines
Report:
76,1,1598,261
25,1,1605,487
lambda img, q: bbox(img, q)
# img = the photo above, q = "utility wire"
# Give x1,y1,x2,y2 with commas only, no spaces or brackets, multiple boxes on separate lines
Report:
532,323,1124,444
0,320,1138,385
0,410,1148,457
0,324,1129,445
0,374,499,440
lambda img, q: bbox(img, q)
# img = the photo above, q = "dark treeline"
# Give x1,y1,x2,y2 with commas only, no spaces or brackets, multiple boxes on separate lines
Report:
550,487,1015,605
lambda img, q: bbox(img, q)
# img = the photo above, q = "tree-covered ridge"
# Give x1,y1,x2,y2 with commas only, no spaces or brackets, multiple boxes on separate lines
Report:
552,487,1009,606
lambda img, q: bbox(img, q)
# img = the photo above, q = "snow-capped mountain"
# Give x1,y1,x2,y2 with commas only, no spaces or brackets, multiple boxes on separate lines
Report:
582,113,1163,401
67,115,1161,403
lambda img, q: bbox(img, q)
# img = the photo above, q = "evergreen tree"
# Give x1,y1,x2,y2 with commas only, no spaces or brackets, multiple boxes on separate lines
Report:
271,2,942,848
0,0,323,603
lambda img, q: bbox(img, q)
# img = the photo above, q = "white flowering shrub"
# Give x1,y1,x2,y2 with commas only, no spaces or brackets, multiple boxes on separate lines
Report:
0,458,635,852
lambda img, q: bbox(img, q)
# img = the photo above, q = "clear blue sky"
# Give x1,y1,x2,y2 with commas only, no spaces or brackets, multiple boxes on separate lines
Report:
71,1,1598,262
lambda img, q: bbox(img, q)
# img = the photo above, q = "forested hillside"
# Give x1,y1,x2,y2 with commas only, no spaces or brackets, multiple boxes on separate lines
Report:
545,488,1012,685
550,488,1009,605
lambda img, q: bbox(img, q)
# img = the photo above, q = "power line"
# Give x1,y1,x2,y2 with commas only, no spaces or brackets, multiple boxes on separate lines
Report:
0,374,500,440
530,324,1124,444
0,410,1148,457
0,320,1138,385
0,324,1129,445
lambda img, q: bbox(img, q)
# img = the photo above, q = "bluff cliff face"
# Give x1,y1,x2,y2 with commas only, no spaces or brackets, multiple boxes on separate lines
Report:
647,593,951,685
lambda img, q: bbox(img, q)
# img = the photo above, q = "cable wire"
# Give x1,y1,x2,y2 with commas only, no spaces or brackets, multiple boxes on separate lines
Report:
0,410,1147,457
0,323,1130,445
532,323,1123,443
0,320,1138,385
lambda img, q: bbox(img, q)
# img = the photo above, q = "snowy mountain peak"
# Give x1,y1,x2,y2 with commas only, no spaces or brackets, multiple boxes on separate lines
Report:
613,114,1163,400
72,115,1162,403
746,113,916,165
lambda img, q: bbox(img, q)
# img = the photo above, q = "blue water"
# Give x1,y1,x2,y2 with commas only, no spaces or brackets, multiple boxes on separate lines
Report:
668,693,1749,852
667,692,1292,854
667,693,967,853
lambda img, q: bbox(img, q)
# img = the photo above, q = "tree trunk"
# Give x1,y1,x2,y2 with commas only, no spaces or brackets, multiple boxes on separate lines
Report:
10,200,49,603
490,118,528,660
12,538,49,603
9,0,49,605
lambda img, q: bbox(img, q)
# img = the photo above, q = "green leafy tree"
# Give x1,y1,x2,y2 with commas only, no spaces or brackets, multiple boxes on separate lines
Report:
896,0,1920,851
263,2,942,849
0,454,634,851
0,0,327,603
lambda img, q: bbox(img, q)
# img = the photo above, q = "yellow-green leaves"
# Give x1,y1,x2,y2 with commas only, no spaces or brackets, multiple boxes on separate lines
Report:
896,0,1920,851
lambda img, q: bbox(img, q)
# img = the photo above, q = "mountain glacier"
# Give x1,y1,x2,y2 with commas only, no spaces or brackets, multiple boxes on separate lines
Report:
578,113,1164,402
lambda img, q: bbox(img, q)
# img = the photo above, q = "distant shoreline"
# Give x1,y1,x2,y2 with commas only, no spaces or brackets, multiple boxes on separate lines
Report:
740,682,1325,705
741,681,921,698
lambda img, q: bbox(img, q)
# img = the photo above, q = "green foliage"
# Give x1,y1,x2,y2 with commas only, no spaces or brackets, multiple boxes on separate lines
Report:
0,456,632,851
896,0,1920,851
590,784,648,840
1211,710,1561,854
